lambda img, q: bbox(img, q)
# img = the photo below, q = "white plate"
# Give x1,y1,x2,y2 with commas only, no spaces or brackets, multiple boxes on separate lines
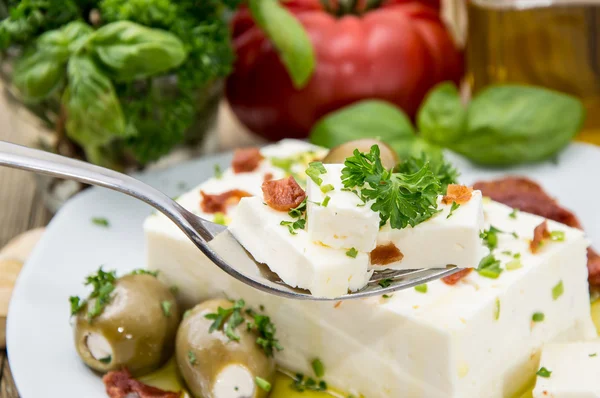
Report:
7,143,600,397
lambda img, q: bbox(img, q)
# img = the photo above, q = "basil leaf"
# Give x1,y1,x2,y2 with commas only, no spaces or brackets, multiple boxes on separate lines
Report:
63,55,127,159
249,0,315,89
13,50,65,101
87,21,187,82
452,85,585,166
418,82,466,146
38,21,93,55
310,100,416,149
388,137,444,164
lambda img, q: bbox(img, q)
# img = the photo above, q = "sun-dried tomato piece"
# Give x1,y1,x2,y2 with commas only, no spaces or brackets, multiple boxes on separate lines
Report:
232,147,264,173
200,189,252,214
442,184,473,205
262,176,306,211
103,369,181,398
370,243,404,266
530,220,551,254
442,268,473,285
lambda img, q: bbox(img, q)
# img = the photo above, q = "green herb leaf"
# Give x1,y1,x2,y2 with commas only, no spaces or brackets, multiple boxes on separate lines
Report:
255,376,272,392
477,254,503,279
248,0,315,88
322,196,331,207
382,294,393,299
395,151,459,192
312,358,325,378
280,218,306,235
214,164,223,179
291,373,327,392
88,21,187,82
480,226,504,251
418,82,466,146
81,267,118,321
447,202,460,219
205,299,246,342
532,312,545,322
550,231,565,242
288,199,307,218
378,278,393,288
536,367,552,378
452,85,585,166
509,208,519,219
161,301,172,317
63,55,127,162
98,355,112,364
69,296,85,316
552,280,564,300
92,217,110,227
306,161,327,186
494,298,501,320
414,284,428,293
590,353,597,357
130,269,158,277
188,350,197,365
12,49,65,101
346,248,358,258
320,184,334,193
506,259,523,271
248,311,283,357
213,212,228,226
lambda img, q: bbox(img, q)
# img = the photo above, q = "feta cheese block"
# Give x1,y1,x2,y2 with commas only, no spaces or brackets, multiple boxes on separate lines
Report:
145,141,596,398
306,163,379,252
229,196,372,298
533,342,600,398
376,191,485,270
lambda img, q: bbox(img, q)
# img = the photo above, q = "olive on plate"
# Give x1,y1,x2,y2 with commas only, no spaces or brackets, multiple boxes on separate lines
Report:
176,299,276,398
322,138,399,169
72,270,180,376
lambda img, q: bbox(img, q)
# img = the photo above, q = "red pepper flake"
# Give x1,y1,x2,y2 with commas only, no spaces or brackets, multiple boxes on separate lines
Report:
442,268,473,285
232,147,264,173
442,184,473,205
530,220,551,254
370,243,404,266
263,172,274,182
262,176,306,211
200,189,252,214
103,369,181,398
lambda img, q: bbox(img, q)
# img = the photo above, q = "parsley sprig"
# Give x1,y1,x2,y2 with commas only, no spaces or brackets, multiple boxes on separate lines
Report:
342,145,444,229
69,267,117,321
395,152,459,192
205,299,246,341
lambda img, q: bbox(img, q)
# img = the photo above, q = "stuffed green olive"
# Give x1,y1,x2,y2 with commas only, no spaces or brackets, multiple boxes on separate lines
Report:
176,299,276,398
72,270,180,376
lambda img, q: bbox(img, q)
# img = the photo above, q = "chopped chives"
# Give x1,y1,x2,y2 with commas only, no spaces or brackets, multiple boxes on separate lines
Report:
414,284,428,293
552,281,564,300
532,312,545,322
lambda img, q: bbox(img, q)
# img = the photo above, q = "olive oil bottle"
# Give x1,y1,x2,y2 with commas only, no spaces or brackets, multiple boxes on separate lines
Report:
466,0,600,145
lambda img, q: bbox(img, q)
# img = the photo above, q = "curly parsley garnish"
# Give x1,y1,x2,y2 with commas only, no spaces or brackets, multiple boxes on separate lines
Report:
288,198,307,218
69,267,117,321
342,145,444,229
395,152,459,192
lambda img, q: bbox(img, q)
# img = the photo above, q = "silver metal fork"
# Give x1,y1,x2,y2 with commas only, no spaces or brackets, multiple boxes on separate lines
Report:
0,141,461,300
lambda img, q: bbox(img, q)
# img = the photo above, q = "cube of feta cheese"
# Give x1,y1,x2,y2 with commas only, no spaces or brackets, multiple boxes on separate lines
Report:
145,160,596,398
376,191,485,269
229,197,372,298
533,342,600,398
306,164,379,252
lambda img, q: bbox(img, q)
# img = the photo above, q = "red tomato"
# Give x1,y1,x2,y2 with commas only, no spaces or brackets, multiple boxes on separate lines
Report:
226,0,463,141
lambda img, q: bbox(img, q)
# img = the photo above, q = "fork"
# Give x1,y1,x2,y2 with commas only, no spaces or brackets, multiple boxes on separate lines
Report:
0,141,461,300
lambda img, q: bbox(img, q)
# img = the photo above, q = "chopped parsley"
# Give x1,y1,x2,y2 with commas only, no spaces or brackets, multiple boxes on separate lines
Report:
590,353,597,357
130,269,159,277
280,219,306,235
341,145,443,229
98,356,112,364
205,299,246,341
70,267,117,321
447,202,460,219
512,232,519,239
312,358,325,378
536,367,552,378
552,281,564,300
246,310,283,357
382,294,393,299
188,350,197,365
378,278,393,288
322,196,331,207
91,217,110,227
477,254,503,279
169,286,179,295
213,212,228,226
288,199,307,218
183,309,192,319
306,161,327,186
414,284,428,293
255,377,272,392
494,298,500,320
532,312,545,322
214,164,223,179
506,259,523,271
291,373,327,392
320,184,334,193
501,250,513,256
550,231,565,242
346,248,358,258
509,208,519,219
480,226,504,251
514,252,522,259
161,301,172,317
395,152,459,192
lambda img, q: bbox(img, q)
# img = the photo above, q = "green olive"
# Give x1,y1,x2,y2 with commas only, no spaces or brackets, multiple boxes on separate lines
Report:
322,139,399,169
176,299,275,398
73,274,180,376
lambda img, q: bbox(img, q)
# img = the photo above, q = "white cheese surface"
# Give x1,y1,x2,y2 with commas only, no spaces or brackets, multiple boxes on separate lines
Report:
533,341,600,398
144,140,596,398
